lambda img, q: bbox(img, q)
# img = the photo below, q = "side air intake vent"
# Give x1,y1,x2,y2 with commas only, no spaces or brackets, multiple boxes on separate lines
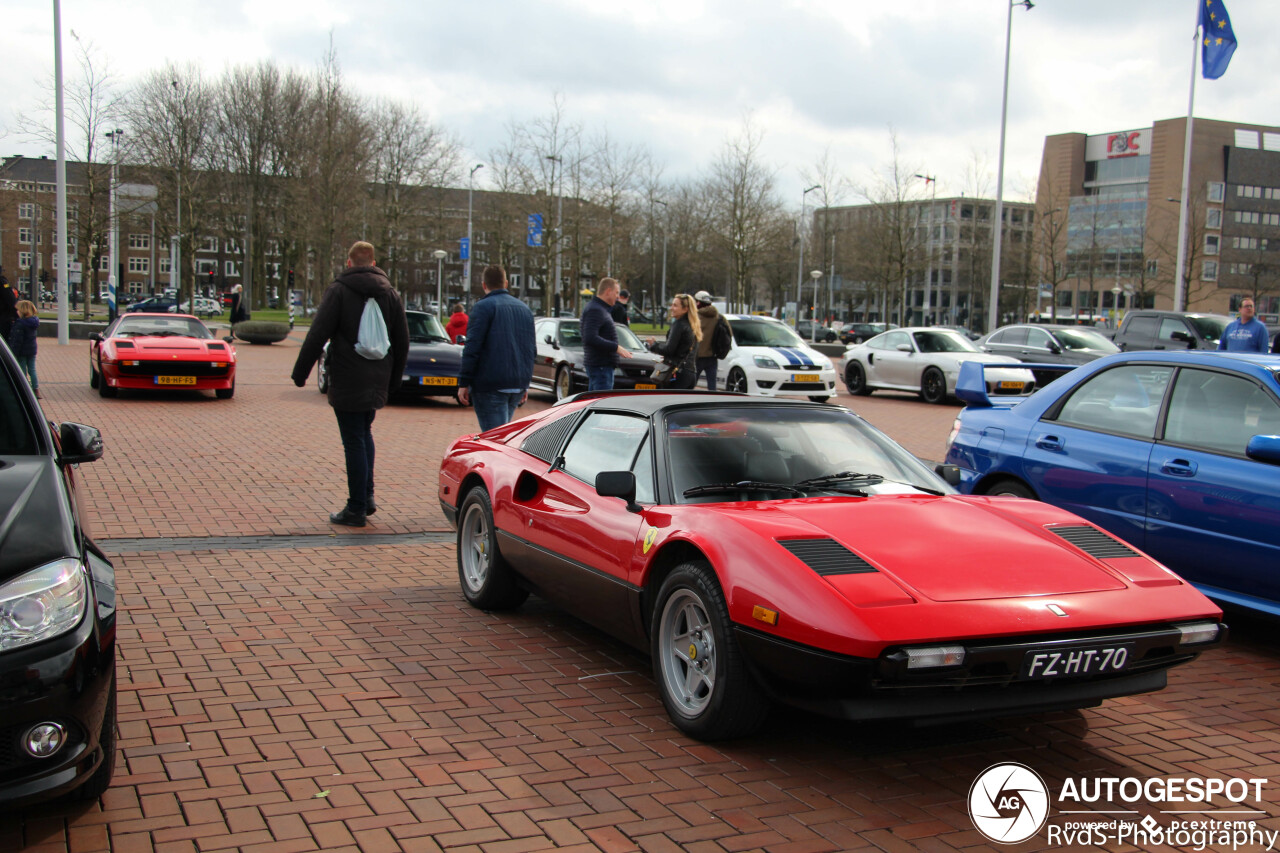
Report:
1050,525,1139,559
115,341,134,348
521,415,576,463
777,538,878,575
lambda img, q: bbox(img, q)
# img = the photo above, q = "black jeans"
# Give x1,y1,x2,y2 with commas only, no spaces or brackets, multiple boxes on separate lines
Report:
334,409,375,514
696,357,718,391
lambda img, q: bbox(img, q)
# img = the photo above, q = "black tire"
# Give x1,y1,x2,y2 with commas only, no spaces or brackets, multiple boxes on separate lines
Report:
920,367,947,404
554,365,574,402
808,395,829,403
986,479,1036,500
651,561,770,740
725,367,748,395
216,379,235,399
98,366,117,399
89,364,100,390
456,488,528,610
78,667,116,801
844,362,871,396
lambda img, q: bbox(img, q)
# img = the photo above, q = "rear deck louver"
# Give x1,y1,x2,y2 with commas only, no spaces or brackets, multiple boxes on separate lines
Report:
777,538,878,575
521,416,576,463
1049,525,1139,559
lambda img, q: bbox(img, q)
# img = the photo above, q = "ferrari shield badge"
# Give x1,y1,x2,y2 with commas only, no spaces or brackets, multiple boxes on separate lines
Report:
642,526,659,554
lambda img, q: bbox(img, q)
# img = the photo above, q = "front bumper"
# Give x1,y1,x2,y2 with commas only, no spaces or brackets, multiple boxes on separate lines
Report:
0,608,115,807
736,621,1223,723
103,363,234,391
399,375,461,397
747,369,838,399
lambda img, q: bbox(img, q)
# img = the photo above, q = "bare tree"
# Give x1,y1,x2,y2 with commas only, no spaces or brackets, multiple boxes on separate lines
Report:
851,133,925,325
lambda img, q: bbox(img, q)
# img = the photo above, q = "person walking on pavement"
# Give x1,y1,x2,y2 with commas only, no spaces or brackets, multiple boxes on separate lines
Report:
693,290,723,391
457,265,536,431
611,288,631,326
646,293,702,390
291,241,409,528
581,277,632,392
8,300,40,398
1219,298,1269,353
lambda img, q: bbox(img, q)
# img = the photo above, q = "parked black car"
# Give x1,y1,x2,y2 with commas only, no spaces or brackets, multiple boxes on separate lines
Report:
1110,310,1229,352
978,323,1119,386
126,295,179,313
530,317,662,400
839,322,898,345
795,320,837,343
319,311,464,403
0,343,115,807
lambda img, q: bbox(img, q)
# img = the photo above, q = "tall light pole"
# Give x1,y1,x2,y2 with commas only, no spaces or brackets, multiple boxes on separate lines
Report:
106,128,123,320
171,80,182,305
989,0,1034,334
654,198,669,313
809,270,823,341
465,163,483,296
795,184,821,327
433,249,447,317
545,155,562,316
915,173,936,326
53,0,71,343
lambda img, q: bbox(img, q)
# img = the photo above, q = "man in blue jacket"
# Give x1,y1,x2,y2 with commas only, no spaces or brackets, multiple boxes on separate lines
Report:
580,277,632,391
1219,298,1269,352
458,265,536,430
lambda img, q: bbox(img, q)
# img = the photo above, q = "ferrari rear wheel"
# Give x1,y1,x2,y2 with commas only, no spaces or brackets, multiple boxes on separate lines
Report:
920,367,947,404
651,561,770,740
725,367,748,395
554,365,573,401
845,362,871,396
457,487,528,611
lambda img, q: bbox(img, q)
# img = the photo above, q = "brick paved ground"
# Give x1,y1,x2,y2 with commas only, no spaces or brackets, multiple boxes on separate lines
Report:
6,336,1279,853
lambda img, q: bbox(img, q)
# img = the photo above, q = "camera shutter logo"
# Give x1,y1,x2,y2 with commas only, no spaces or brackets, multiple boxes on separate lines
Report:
968,763,1050,844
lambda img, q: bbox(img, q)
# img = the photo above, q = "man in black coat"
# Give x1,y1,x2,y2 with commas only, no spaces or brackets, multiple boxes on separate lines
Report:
291,241,409,527
581,277,631,391
610,288,630,326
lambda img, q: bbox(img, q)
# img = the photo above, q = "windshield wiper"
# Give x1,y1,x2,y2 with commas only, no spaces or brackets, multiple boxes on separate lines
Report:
683,481,804,498
793,471,947,497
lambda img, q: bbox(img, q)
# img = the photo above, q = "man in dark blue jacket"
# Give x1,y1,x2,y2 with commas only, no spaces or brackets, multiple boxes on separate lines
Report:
457,265,536,430
580,277,632,391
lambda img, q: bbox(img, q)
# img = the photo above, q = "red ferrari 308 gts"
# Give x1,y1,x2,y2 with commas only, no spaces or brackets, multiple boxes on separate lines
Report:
89,313,236,399
438,392,1224,740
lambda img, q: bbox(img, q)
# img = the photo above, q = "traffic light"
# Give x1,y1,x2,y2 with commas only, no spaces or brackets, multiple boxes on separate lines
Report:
207,270,214,292
288,269,294,287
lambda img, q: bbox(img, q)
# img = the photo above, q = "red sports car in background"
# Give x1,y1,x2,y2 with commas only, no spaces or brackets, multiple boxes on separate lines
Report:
89,313,237,398
439,392,1224,740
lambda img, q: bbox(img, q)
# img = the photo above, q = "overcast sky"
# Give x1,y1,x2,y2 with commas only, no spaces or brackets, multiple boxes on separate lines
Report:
1,0,1274,209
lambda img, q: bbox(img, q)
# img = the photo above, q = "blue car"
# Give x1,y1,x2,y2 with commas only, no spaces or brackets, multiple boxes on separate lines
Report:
943,351,1280,616
317,311,463,403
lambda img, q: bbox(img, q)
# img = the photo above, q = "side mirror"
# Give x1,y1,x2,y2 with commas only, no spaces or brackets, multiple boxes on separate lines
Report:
1170,330,1192,344
897,344,913,353
934,464,963,488
595,470,641,513
1047,342,1062,354
1246,435,1280,465
543,334,555,345
455,335,466,345
223,336,235,344
88,332,103,342
59,422,104,465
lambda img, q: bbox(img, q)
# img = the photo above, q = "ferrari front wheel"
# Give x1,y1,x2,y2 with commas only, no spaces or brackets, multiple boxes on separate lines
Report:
89,363,100,390
457,487,528,611
651,561,769,740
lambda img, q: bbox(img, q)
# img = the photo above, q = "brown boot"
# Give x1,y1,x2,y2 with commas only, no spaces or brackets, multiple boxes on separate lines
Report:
33,388,41,399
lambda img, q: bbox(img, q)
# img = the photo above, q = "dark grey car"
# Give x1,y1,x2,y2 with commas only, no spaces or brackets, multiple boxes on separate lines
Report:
978,324,1119,386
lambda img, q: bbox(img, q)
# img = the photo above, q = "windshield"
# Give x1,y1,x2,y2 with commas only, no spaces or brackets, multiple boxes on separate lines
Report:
666,405,948,504
731,319,806,348
1188,315,1228,343
1054,328,1119,352
113,317,213,338
617,325,645,350
407,312,449,343
912,330,980,353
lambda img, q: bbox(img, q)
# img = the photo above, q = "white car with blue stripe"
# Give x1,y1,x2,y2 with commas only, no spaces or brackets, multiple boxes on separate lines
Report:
718,314,838,401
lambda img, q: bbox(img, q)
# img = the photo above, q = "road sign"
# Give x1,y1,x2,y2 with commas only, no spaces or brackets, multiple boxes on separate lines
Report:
527,214,543,248
459,238,469,261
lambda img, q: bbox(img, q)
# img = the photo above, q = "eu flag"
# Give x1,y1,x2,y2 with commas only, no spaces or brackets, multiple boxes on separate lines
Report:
1200,0,1237,79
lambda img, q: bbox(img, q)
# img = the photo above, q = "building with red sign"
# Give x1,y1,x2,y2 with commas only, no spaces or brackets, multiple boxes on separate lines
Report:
1037,117,1280,325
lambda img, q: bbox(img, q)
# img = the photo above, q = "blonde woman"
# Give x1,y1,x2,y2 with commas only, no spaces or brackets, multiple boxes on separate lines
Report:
645,293,702,389
9,300,39,398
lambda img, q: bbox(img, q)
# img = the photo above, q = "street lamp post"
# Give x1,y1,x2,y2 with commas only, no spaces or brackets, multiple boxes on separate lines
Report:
105,128,123,321
795,184,821,327
915,173,936,326
465,163,483,296
654,198,669,312
433,249,447,318
809,270,823,341
545,155,562,316
989,0,1034,334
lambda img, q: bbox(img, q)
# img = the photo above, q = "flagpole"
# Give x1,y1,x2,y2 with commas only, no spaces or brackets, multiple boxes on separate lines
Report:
1173,1,1201,312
